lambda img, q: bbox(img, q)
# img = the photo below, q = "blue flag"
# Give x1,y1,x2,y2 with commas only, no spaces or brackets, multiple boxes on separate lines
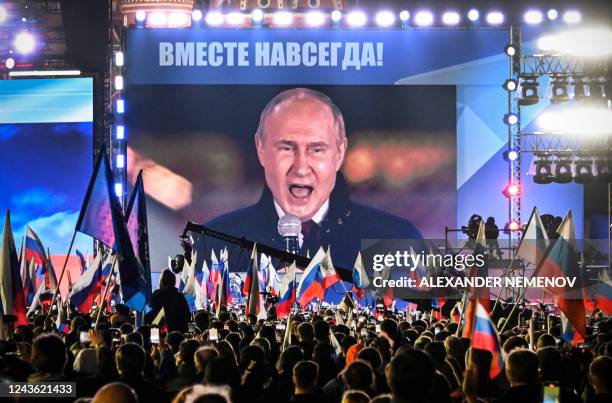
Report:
125,170,152,310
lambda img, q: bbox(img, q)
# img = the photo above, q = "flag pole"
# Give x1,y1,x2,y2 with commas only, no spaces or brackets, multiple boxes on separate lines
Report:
46,230,77,322
499,284,528,333
95,256,118,329
455,291,470,336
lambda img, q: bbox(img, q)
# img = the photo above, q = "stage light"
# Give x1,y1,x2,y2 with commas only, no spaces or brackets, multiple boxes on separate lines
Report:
504,150,519,162
589,78,605,102
5,57,15,69
504,44,517,57
0,5,7,23
346,11,366,27
305,11,325,27
503,183,520,198
534,158,554,184
503,113,518,126
115,51,124,67
251,9,264,24
519,76,539,106
595,158,610,182
273,11,293,27
169,12,189,27
524,10,543,25
114,75,124,90
135,10,146,23
537,29,612,57
537,112,563,132
547,9,558,20
467,9,479,22
331,10,342,23
573,76,587,100
574,159,593,183
503,79,518,91
148,12,168,26
399,10,410,23
414,11,434,26
116,154,125,169
226,12,245,26
486,11,504,25
375,11,395,27
114,183,123,197
206,11,224,26
116,99,125,114
14,32,36,54
192,9,203,22
551,77,569,104
507,220,521,232
563,10,581,24
442,11,460,26
554,159,573,183
116,125,125,140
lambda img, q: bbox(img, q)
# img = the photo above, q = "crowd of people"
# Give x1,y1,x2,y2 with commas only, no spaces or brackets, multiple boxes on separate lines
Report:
0,269,611,403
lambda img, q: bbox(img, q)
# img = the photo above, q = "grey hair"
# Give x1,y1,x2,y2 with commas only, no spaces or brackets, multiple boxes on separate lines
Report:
255,88,346,144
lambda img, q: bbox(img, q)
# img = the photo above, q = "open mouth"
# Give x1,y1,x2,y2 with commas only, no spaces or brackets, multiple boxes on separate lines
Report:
288,184,313,199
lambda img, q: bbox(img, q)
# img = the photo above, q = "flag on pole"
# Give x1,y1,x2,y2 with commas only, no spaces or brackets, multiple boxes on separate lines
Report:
320,247,340,289
55,301,70,334
281,314,292,352
214,262,232,316
470,301,504,378
296,248,325,308
0,210,28,325
75,249,87,274
244,244,265,318
69,252,103,314
276,262,296,319
352,252,369,299
330,330,343,356
209,249,221,298
516,207,550,266
261,254,280,296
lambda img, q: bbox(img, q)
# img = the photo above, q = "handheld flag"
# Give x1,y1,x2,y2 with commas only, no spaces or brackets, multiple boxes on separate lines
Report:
296,248,325,308
470,301,504,378
352,252,369,299
276,262,297,319
0,210,28,325
245,244,265,318
320,247,340,289
69,252,103,314
516,207,550,266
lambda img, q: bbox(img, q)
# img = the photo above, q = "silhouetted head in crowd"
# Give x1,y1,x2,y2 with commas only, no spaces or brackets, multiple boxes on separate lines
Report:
183,384,232,403
251,337,271,360
125,332,143,346
444,335,464,359
503,335,529,355
589,356,612,395
293,360,319,394
32,333,67,374
414,335,432,350
116,342,146,378
276,345,303,375
341,359,374,391
356,347,382,371
204,356,234,386
14,325,34,344
119,323,134,336
369,337,392,365
194,311,210,332
166,331,184,353
92,382,138,403
537,346,561,383
195,346,220,374
537,333,556,349
180,339,200,366
386,349,434,401
341,390,370,403
159,269,176,289
380,318,400,347
506,349,539,387
424,341,447,369
313,319,330,341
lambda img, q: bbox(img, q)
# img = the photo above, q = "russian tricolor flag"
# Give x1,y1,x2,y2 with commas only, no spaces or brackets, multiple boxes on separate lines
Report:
276,262,296,319
296,247,325,308
471,301,504,378
320,247,340,289
69,252,103,314
352,252,369,300
0,210,28,326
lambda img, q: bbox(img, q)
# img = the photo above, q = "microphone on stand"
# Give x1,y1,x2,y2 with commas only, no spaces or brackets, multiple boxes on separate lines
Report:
278,214,301,254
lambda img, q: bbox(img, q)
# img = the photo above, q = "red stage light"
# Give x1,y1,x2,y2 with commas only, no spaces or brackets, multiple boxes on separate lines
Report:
503,183,520,198
508,220,520,231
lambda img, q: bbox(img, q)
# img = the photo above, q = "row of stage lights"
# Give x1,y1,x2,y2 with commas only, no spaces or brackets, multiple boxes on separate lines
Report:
132,8,583,29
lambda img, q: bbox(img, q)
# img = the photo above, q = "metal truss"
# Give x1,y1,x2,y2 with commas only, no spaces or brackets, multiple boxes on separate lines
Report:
521,55,609,76
509,26,522,246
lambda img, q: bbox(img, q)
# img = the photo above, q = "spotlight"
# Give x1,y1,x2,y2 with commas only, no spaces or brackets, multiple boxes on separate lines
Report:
524,10,543,25
414,11,434,26
595,159,610,182
169,12,189,27
588,78,605,102
226,12,245,26
537,112,563,132
573,76,587,100
503,183,520,198
554,159,573,183
504,150,519,162
114,183,123,197
346,11,366,27
534,158,554,184
547,9,558,20
273,11,293,27
116,99,125,114
148,12,168,26
116,154,125,169
0,5,7,23
507,220,521,232
504,44,518,56
331,10,342,24
503,79,518,91
5,57,15,69
503,113,519,126
574,159,593,183
519,76,540,106
115,51,124,67
116,125,125,140
467,9,479,22
192,9,203,22
551,76,569,104
563,10,581,24
375,11,395,28
399,10,410,23
135,10,146,23
442,11,460,26
114,75,124,90
486,11,504,25
251,9,264,24
206,11,224,26
14,32,36,54
305,11,325,27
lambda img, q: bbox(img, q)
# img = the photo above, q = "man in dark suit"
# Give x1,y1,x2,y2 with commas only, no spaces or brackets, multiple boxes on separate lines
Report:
196,88,422,286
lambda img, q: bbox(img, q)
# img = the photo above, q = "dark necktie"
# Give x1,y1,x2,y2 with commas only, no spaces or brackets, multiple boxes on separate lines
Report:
301,220,319,246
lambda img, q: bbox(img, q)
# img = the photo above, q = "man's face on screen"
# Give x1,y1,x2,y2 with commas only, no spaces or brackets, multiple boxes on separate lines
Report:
256,97,347,221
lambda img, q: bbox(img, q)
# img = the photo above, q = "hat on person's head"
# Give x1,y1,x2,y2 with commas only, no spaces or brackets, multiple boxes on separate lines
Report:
345,343,364,367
